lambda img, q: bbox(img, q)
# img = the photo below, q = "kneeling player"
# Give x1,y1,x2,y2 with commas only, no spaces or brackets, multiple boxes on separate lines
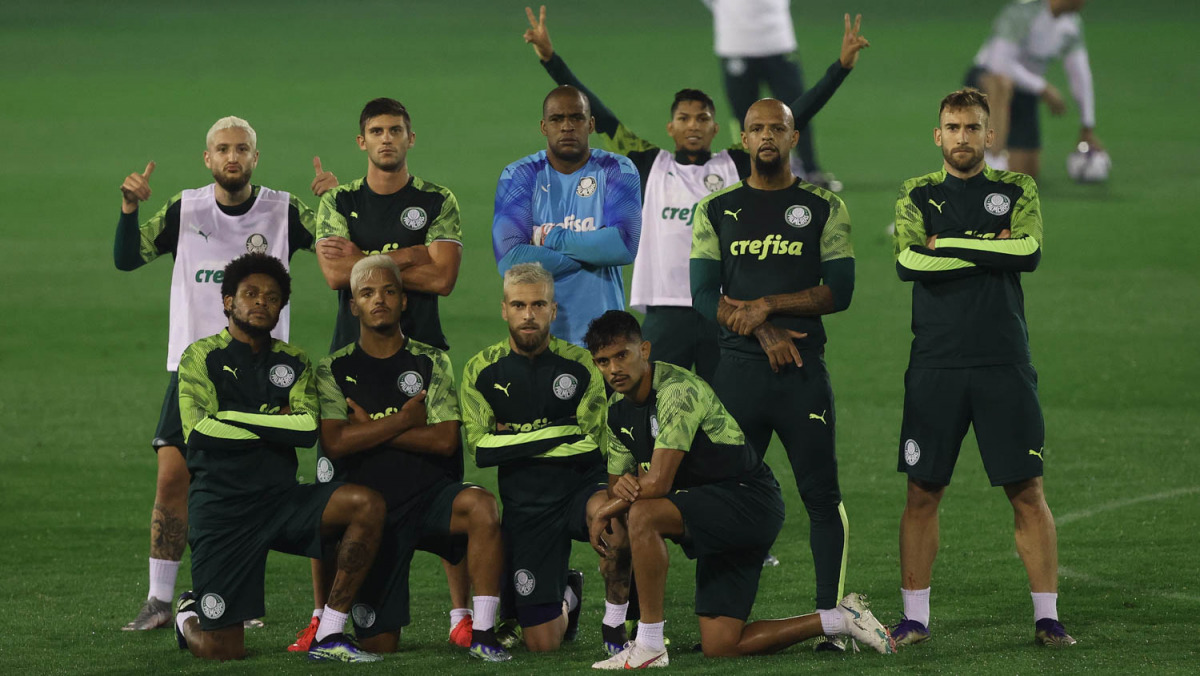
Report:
304,255,510,661
461,263,632,654
584,311,895,668
174,253,385,663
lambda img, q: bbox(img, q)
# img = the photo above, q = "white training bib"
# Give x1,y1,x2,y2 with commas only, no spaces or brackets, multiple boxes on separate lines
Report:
630,149,740,312
167,185,292,370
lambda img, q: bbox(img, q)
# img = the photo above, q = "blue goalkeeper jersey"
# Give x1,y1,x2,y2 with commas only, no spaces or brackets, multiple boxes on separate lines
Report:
492,149,642,345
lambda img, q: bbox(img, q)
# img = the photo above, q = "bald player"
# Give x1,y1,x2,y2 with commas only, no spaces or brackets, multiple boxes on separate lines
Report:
691,98,857,650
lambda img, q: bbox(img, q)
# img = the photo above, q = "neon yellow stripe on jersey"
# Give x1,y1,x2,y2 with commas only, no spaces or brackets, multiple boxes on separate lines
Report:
194,417,260,440
216,411,318,432
476,424,584,448
536,437,599,458
897,248,978,273
935,236,1040,256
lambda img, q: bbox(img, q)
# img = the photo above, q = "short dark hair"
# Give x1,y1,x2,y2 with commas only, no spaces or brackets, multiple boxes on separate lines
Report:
939,87,990,121
584,310,644,354
670,88,715,117
220,253,291,315
542,85,590,118
359,98,412,135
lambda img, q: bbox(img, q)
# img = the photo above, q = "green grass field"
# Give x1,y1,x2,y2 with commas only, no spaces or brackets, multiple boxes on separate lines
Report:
3,0,1199,673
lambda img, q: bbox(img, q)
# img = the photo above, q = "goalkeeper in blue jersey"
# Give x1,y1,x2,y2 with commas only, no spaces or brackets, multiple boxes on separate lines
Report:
492,86,642,347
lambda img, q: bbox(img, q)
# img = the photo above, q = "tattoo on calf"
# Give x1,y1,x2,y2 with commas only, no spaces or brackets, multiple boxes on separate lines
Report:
327,539,371,608
151,503,187,559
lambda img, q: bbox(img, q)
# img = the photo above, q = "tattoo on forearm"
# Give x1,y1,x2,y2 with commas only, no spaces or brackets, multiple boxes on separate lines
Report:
151,503,187,560
766,286,834,316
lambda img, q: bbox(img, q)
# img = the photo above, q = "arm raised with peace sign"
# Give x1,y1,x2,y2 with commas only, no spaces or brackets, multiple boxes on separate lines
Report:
120,161,155,214
839,14,870,70
523,5,554,62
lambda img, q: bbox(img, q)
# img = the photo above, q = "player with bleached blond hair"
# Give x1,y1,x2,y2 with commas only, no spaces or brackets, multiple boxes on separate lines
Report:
114,115,336,631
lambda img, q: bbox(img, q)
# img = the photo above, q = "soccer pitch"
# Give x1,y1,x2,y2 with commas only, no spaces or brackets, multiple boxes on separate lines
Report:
3,0,1198,673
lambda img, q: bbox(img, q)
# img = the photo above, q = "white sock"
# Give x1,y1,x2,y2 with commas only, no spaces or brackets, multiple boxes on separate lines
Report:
637,621,665,652
175,609,197,637
603,601,629,628
1032,592,1058,621
563,585,580,613
902,587,931,627
450,607,471,631
148,558,180,603
312,608,324,621
819,608,845,635
472,597,498,632
315,605,347,642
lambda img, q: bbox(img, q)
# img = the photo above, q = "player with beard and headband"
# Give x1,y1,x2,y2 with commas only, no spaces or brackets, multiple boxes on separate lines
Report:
307,256,511,662
302,98,470,652
890,89,1070,648
114,116,334,632
584,311,893,669
492,86,641,347
690,98,857,650
459,263,632,656
174,253,386,663
522,6,868,384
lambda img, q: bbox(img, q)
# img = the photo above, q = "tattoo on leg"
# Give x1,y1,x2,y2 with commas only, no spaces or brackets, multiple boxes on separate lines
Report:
601,549,632,604
327,539,370,608
151,503,187,560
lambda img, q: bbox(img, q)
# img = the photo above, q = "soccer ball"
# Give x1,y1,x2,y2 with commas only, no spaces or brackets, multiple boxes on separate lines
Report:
1066,142,1111,183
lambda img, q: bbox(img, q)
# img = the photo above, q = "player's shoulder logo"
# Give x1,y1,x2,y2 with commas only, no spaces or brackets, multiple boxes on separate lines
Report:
401,206,427,230
397,370,424,396
903,439,921,467
649,414,660,439
316,457,335,483
576,176,598,198
984,192,1011,216
200,593,225,620
246,233,268,253
514,569,537,596
784,205,812,228
351,603,376,629
552,373,578,400
703,173,725,192
268,364,295,388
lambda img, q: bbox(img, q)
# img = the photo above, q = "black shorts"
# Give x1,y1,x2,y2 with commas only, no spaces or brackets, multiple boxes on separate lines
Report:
965,65,1041,150
352,479,471,637
152,371,184,452
498,459,605,612
189,482,340,630
898,364,1046,487
644,306,719,384
713,351,841,506
666,467,785,621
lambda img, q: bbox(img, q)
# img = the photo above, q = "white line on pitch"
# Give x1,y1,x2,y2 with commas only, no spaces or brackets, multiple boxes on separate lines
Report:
1056,486,1200,526
1059,566,1200,603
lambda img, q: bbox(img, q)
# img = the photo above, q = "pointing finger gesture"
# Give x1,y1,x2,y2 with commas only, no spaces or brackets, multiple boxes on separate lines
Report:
311,156,338,197
523,5,554,62
120,161,156,213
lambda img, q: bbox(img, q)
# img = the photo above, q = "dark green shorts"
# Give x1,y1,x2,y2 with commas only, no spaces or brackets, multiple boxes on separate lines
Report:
713,352,841,505
965,65,1040,150
152,371,184,452
498,459,606,609
898,364,1046,487
189,482,341,630
352,479,471,637
643,306,719,384
666,467,785,621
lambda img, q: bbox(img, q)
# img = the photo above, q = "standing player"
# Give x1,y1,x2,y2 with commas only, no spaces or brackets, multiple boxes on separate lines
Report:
114,116,328,630
690,99,856,647
311,97,470,648
968,0,1103,177
304,255,511,661
491,85,642,347
460,263,632,654
584,311,893,668
174,253,385,663
707,0,837,189
523,6,868,381
890,88,1073,648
